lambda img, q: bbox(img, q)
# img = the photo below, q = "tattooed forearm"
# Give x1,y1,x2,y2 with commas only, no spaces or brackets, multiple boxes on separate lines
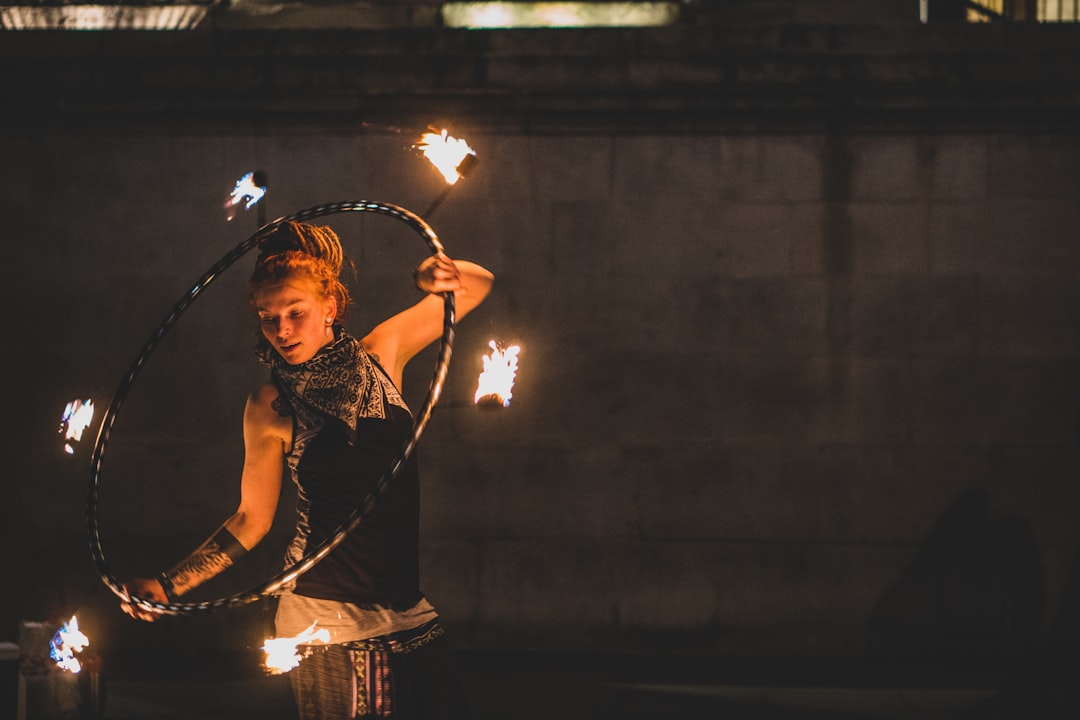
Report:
167,543,234,595
162,526,248,598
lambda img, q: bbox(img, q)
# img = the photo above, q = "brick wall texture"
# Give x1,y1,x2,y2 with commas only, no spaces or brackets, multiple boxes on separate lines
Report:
5,12,1079,664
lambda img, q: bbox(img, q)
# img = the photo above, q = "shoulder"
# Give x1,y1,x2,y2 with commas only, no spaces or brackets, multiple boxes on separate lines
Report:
247,381,283,412
245,382,293,437
360,332,394,373
360,333,405,390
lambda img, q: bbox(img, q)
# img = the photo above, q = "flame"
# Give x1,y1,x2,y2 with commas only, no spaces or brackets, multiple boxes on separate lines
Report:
414,129,476,185
59,398,95,455
50,615,90,674
262,621,330,675
224,171,268,220
474,340,520,408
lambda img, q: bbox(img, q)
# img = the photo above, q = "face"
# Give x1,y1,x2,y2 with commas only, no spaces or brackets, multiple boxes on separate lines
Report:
254,281,336,365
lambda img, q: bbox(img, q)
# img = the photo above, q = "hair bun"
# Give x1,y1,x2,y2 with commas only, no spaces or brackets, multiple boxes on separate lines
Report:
258,221,344,275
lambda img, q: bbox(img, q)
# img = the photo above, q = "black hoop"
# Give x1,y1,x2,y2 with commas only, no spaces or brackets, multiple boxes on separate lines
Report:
88,201,455,615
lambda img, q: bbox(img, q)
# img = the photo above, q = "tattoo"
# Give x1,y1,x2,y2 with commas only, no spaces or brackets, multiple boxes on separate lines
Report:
166,545,233,596
271,394,292,418
164,527,248,597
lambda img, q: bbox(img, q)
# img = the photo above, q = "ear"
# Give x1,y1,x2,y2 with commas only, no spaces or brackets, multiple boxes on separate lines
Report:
324,295,338,322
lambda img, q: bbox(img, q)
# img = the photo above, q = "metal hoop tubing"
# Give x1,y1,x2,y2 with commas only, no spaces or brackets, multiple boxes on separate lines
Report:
88,201,455,616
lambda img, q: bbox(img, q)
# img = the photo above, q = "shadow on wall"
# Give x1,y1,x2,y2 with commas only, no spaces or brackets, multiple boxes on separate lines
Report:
960,546,1080,719
865,488,1080,718
865,488,1045,663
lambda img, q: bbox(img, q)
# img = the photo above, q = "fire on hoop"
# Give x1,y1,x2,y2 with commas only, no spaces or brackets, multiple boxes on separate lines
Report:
49,615,90,673
224,171,268,222
413,129,477,185
262,621,331,675
475,340,520,409
59,398,95,455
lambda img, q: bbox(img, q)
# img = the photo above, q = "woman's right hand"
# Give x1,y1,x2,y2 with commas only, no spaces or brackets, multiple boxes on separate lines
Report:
412,253,464,295
119,577,169,622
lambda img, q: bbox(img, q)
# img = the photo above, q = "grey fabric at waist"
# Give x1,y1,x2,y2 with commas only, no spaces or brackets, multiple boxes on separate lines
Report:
275,591,438,645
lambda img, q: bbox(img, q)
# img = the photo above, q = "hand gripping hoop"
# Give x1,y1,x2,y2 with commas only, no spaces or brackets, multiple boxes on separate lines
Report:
87,201,455,616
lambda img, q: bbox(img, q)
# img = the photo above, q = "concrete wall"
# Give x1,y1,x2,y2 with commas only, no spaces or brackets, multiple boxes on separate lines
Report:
385,131,1080,661
8,129,1077,664
4,12,1080,668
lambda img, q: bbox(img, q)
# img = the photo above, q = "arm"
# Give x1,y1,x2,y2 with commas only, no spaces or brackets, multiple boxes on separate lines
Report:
121,383,288,620
362,254,494,387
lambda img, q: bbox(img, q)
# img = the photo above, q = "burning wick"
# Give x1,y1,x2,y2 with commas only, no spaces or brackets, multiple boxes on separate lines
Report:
474,340,520,409
50,616,90,673
414,128,479,218
59,398,95,455
262,621,330,675
224,171,268,222
413,129,478,185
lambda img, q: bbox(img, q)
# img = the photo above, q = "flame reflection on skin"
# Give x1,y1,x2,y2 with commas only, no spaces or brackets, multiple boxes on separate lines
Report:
262,621,330,674
474,340,521,408
50,615,90,673
414,129,476,185
60,398,95,455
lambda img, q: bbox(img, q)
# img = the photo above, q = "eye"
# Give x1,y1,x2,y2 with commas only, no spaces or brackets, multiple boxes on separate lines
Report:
259,315,276,325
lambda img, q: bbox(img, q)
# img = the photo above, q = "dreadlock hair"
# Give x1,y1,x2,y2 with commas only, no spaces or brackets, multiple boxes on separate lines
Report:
248,221,353,320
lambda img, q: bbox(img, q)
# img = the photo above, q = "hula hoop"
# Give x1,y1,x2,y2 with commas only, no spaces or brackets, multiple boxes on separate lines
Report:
88,201,455,616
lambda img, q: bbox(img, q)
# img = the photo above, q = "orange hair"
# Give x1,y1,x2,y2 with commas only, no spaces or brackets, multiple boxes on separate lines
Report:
248,221,352,319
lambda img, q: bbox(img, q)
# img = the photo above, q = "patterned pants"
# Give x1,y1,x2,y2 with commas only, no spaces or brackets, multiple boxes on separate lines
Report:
290,620,470,720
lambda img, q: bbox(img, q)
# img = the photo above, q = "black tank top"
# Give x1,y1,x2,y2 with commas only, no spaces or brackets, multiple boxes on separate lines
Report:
290,403,422,607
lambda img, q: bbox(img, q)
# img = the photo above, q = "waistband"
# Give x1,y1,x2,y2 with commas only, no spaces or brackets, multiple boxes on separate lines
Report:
340,618,444,655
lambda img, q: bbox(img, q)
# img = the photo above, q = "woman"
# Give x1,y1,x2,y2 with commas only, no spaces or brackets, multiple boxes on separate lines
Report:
122,220,494,719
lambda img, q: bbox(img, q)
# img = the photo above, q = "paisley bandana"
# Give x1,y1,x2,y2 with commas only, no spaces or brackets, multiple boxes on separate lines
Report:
256,327,408,444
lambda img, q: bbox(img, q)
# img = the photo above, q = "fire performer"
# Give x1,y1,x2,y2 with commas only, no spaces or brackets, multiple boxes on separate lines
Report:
119,220,493,719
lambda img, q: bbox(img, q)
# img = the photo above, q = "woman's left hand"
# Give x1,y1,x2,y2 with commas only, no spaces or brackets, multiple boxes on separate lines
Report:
119,577,169,622
413,253,463,294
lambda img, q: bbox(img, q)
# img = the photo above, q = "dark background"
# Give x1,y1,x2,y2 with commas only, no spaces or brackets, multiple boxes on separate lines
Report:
3,0,1079,704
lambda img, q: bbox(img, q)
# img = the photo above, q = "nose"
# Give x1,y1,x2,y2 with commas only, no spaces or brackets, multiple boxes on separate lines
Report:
262,319,284,339
275,317,300,340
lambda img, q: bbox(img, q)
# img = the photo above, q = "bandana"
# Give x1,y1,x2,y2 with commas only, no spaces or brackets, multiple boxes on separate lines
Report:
256,328,408,444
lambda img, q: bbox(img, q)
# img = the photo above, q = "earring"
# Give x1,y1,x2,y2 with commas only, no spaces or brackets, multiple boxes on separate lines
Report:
325,318,333,325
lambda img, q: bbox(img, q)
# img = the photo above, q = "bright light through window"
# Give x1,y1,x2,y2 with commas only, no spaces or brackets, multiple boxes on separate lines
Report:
0,3,212,30
441,2,681,29
962,0,1078,21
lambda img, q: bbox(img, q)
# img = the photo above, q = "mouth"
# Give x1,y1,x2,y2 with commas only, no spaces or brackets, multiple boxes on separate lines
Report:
279,342,300,354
